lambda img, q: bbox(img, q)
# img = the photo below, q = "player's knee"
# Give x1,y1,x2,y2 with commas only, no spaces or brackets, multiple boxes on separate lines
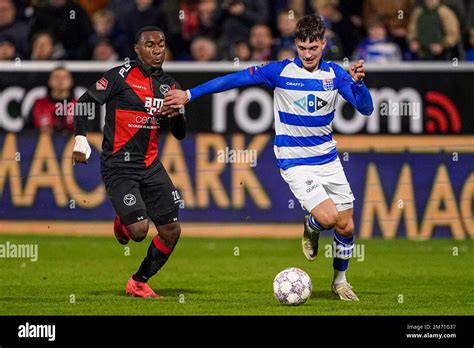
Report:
315,211,338,229
126,220,149,242
335,219,354,237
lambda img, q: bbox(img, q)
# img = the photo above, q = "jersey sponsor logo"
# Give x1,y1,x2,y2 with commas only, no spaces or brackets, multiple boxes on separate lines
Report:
322,78,334,91
96,77,108,90
145,97,164,116
132,84,147,91
134,115,160,124
286,81,305,87
159,84,171,95
294,95,328,113
123,193,136,206
305,183,320,193
119,63,132,77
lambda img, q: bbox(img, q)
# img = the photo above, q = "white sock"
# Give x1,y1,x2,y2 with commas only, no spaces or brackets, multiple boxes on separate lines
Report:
333,270,347,285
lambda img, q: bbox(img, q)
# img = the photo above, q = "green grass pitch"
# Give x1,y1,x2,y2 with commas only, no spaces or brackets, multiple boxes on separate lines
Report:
0,234,472,315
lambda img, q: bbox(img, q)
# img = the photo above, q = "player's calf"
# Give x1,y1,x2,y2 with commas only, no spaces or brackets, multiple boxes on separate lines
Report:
331,209,359,301
157,222,181,248
131,211,181,285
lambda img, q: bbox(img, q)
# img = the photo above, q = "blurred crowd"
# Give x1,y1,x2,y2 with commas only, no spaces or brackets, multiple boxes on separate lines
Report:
1,0,474,63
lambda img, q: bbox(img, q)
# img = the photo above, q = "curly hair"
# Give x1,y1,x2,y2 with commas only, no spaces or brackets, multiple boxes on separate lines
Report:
294,15,325,42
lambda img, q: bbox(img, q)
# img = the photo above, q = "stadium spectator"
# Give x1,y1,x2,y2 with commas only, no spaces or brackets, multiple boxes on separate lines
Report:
90,9,127,58
352,19,402,63
407,0,461,60
30,31,56,60
0,0,29,58
310,1,344,60
228,40,251,61
249,23,275,61
315,0,361,57
313,0,361,60
272,0,313,20
106,0,135,19
164,46,174,61
179,0,200,42
338,0,364,29
196,0,217,38
417,0,467,58
92,39,119,61
468,0,474,32
466,28,474,61
322,24,344,61
276,47,296,60
115,0,168,59
75,0,109,17
0,35,15,60
190,36,218,61
416,0,466,33
212,0,269,51
31,67,75,134
362,0,413,44
158,0,182,58
276,9,298,52
29,0,94,60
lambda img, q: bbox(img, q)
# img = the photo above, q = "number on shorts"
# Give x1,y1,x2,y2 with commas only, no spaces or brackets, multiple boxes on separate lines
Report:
172,190,181,201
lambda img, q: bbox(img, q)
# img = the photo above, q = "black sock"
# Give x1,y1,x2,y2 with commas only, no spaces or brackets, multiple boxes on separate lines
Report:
133,235,173,283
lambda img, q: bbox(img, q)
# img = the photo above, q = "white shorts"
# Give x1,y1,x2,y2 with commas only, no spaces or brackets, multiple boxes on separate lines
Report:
280,158,355,213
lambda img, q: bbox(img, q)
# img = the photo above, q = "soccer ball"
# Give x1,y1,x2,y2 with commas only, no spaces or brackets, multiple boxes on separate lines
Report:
273,267,312,305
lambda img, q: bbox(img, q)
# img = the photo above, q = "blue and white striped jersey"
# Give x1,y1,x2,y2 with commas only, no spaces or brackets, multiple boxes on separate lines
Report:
188,57,373,170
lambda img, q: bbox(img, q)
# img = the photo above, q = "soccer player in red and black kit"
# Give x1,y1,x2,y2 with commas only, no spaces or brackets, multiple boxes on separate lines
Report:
72,26,185,298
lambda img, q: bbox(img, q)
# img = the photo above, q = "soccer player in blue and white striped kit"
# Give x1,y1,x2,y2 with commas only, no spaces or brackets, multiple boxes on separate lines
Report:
163,15,373,301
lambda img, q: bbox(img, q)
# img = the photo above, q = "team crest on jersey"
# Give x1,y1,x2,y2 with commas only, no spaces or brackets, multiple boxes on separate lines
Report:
160,84,171,95
306,180,313,185
96,77,108,90
322,78,334,91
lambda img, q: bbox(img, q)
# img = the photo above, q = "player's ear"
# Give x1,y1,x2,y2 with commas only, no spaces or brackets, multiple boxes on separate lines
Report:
134,44,139,56
321,38,327,50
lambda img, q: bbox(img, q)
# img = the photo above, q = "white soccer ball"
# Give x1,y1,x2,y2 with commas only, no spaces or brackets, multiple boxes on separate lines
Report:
273,267,312,305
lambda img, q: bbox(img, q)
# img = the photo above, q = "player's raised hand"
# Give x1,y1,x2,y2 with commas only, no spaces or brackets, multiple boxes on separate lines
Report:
163,90,188,115
350,60,366,82
72,135,91,164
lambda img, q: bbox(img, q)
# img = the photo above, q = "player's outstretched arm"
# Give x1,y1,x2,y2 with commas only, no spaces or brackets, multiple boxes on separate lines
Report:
163,62,281,113
72,67,120,164
72,92,96,164
337,60,374,116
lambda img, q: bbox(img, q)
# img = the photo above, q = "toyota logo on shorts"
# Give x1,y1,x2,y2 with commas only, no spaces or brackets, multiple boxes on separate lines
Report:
123,194,136,206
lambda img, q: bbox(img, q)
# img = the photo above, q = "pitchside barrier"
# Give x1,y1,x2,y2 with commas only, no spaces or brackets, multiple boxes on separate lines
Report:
0,62,473,239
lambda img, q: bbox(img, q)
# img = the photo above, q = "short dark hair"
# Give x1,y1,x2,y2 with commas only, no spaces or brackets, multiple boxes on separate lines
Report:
50,65,71,76
294,15,325,42
135,26,164,44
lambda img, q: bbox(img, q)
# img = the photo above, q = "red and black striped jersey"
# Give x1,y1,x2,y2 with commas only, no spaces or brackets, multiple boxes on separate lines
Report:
79,59,184,169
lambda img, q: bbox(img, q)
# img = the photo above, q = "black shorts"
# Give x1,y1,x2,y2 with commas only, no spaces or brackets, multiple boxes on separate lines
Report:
101,160,182,226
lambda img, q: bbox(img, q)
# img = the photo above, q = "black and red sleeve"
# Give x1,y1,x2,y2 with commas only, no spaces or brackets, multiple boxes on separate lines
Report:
74,68,122,136
169,80,186,140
